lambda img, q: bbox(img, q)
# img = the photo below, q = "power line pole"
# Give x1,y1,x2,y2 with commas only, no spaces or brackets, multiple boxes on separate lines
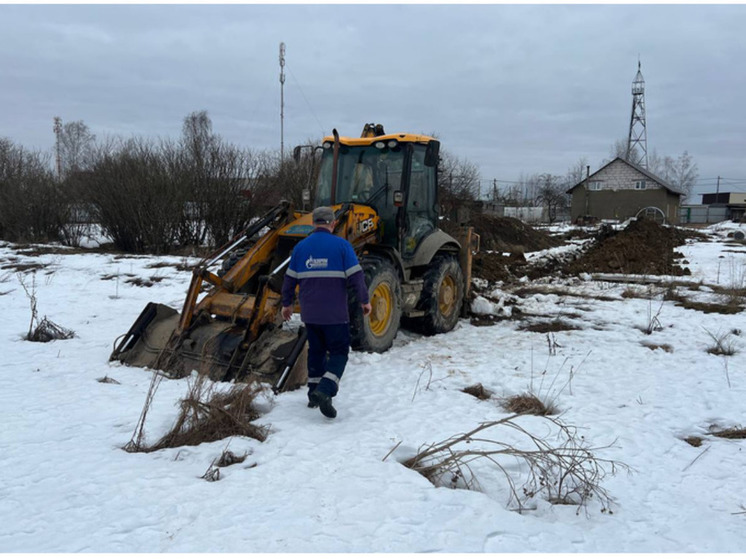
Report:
279,42,286,160
53,116,63,179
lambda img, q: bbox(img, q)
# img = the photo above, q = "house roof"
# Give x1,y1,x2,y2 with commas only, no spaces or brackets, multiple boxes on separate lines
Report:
566,157,683,195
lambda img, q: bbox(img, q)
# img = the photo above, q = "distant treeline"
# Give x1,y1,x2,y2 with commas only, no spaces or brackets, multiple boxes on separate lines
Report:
0,111,318,253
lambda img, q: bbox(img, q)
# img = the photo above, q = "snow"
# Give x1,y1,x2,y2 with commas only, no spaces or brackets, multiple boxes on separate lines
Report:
1,224,745,553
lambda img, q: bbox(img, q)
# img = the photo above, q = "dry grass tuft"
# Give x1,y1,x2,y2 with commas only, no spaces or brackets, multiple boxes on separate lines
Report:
216,449,249,467
704,328,738,356
127,375,268,453
640,342,674,353
710,426,746,440
125,277,155,287
2,262,46,273
621,287,644,299
502,393,555,416
674,298,743,315
684,436,703,447
29,316,75,342
462,383,493,400
97,375,121,384
519,320,581,333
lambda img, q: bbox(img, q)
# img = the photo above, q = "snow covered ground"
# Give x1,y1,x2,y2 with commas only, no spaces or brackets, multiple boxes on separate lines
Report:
0,222,745,553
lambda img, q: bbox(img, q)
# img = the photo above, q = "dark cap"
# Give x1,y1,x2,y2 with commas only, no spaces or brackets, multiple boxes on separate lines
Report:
313,206,335,224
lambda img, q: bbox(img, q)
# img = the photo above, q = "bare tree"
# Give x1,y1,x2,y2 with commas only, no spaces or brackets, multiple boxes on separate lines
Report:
535,173,569,223
438,151,481,216
606,138,640,165
565,156,589,186
661,150,699,197
253,145,322,211
59,120,96,177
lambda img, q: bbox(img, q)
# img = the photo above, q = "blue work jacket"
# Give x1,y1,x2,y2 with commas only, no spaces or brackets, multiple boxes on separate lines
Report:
281,229,369,324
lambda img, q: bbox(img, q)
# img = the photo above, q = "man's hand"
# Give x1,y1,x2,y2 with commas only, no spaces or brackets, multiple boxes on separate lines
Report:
362,303,372,317
281,306,293,321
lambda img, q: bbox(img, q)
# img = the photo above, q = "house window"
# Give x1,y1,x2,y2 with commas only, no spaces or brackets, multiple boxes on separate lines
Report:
589,181,602,191
635,180,647,190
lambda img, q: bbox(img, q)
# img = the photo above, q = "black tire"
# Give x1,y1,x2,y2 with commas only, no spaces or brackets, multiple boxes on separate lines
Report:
412,254,464,335
349,256,402,352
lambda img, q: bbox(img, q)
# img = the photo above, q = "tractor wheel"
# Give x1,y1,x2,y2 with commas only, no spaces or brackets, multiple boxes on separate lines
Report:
349,257,402,353
413,254,464,335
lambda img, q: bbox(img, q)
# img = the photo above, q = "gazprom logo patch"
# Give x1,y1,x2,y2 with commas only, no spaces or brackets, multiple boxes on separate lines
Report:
305,255,329,269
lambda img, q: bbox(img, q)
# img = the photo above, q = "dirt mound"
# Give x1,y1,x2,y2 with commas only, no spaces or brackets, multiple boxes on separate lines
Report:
564,218,690,276
472,251,525,283
469,214,561,253
461,214,561,283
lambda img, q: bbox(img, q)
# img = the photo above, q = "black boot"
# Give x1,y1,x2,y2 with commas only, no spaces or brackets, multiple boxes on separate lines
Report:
309,390,337,419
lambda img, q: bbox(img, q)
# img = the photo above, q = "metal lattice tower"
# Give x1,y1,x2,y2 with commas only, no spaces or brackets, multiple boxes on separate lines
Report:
626,60,648,168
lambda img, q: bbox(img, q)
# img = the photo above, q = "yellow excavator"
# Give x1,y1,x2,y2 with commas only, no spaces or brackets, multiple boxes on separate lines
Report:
110,124,478,391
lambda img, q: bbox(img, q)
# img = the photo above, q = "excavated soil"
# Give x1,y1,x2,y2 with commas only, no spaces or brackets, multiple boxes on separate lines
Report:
454,214,561,283
468,214,561,253
468,217,695,285
563,219,691,276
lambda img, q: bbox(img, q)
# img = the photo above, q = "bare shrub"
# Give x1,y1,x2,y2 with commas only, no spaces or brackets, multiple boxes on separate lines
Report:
0,138,66,243
404,415,628,514
80,137,186,253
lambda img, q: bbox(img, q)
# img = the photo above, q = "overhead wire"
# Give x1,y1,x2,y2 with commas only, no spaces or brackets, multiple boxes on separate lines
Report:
287,66,326,139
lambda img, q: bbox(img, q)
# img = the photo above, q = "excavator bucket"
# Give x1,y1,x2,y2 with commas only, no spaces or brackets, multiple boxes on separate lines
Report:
110,300,308,390
109,201,309,392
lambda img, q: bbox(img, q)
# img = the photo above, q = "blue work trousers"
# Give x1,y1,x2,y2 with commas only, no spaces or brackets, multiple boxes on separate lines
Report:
306,323,350,398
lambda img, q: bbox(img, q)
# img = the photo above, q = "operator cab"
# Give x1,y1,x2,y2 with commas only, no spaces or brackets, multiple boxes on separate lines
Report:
314,126,441,260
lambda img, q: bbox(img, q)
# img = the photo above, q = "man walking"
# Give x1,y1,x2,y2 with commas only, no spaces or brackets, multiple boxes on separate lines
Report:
281,207,372,419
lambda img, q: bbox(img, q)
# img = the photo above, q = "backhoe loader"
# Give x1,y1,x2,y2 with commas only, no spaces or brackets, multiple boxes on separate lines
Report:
110,124,478,391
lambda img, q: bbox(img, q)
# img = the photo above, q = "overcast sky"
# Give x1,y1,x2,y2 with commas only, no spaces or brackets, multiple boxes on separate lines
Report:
2,3,745,198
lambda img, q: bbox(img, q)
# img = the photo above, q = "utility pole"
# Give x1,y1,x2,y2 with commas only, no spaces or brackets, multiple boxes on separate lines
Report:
279,42,286,161
53,116,63,179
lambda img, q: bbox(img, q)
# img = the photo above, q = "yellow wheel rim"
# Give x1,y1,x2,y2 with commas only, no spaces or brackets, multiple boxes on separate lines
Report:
369,282,393,337
438,275,457,316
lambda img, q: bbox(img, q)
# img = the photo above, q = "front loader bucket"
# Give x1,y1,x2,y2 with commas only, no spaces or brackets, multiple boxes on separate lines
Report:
110,302,307,391
110,302,180,370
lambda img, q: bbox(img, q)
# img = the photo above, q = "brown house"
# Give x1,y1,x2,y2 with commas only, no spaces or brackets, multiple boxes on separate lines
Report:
567,157,683,224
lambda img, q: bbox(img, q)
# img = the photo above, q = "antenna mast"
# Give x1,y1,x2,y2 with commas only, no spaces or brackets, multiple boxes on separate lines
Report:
279,42,286,160
626,58,648,168
53,116,63,179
